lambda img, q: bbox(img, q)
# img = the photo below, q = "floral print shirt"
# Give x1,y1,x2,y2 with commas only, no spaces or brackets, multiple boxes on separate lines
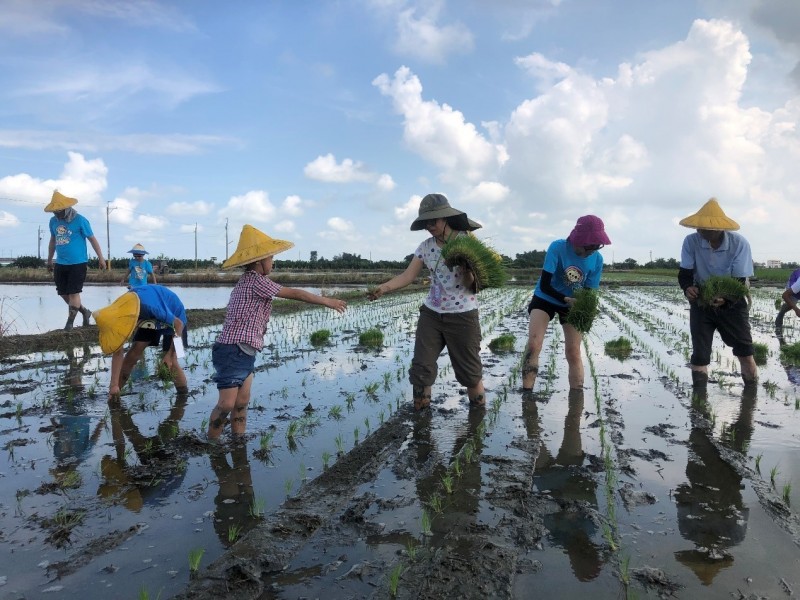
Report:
415,235,479,313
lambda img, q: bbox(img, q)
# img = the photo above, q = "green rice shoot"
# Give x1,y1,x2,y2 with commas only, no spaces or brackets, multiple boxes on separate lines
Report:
309,329,331,346
780,341,800,366
359,328,384,347
604,336,633,361
564,288,599,333
488,333,515,353
752,342,768,366
698,275,750,308
440,234,507,292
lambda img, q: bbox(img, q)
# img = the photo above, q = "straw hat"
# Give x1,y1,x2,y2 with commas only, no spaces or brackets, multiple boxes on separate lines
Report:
679,198,740,231
410,193,482,231
222,224,294,269
94,292,141,354
44,190,78,212
128,243,149,255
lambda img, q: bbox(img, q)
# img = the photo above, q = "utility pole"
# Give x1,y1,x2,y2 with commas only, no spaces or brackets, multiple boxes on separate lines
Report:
225,218,229,260
37,226,42,259
194,223,198,269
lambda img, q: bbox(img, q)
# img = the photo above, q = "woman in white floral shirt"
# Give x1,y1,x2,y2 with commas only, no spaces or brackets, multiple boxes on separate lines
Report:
369,194,485,411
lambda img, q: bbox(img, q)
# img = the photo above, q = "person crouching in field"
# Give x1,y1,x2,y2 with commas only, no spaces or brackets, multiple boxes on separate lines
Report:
205,225,346,443
94,284,189,398
122,243,157,288
522,215,611,393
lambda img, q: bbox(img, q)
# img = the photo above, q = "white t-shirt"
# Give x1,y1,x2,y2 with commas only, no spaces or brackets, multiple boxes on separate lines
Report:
415,235,479,313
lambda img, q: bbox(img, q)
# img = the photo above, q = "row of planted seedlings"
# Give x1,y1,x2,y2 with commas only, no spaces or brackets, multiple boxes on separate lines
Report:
601,288,800,515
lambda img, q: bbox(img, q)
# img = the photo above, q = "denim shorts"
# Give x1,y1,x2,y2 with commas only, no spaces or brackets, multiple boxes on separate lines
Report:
212,343,256,389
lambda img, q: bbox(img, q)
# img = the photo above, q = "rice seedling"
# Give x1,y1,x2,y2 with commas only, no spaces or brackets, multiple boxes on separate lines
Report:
284,478,294,497
604,337,633,361
428,492,443,514
780,341,800,366
451,457,462,478
564,288,599,333
406,540,417,561
188,547,205,573
353,427,360,445
286,420,299,441
752,342,768,366
359,328,384,347
309,329,331,346
770,465,780,486
227,524,241,543
328,405,343,420
440,234,507,291
441,473,454,495
322,451,332,470
387,563,403,597
488,333,515,353
783,482,792,504
363,416,370,432
363,381,380,398
698,275,750,307
335,434,345,455
249,497,265,518
420,509,432,536
755,453,763,473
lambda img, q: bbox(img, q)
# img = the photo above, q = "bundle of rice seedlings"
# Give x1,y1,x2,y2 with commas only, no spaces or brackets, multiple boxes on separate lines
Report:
752,342,768,366
604,336,632,361
775,298,783,310
359,328,384,347
310,329,331,346
564,288,599,334
780,341,800,366
698,275,750,308
440,235,507,292
488,333,515,353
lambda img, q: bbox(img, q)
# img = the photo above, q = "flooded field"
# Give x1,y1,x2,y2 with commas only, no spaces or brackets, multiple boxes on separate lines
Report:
1,285,800,599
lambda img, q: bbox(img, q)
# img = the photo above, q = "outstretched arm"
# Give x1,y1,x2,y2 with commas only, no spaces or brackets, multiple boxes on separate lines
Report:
87,235,107,270
277,288,347,313
368,257,424,300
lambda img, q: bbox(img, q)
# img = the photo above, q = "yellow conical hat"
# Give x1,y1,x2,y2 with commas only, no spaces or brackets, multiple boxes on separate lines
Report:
222,224,294,269
44,190,78,212
679,198,739,231
94,292,140,354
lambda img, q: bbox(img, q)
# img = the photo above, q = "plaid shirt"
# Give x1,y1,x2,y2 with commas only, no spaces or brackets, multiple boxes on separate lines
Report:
216,270,282,350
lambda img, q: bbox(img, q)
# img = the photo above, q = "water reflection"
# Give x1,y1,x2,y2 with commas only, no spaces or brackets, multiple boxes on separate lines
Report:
674,387,754,584
98,393,189,512
527,390,603,582
210,445,259,547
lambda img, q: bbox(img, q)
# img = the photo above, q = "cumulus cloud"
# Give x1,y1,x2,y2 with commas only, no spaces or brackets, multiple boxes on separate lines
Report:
304,153,394,190
394,195,422,221
0,211,20,228
281,195,304,216
219,191,276,223
393,4,473,64
319,216,360,242
373,66,508,184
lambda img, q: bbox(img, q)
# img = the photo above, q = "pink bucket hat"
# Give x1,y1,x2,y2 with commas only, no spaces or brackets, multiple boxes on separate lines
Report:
567,215,612,247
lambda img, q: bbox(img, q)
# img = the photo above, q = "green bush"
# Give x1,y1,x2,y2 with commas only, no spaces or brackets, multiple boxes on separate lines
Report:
359,328,384,347
12,256,46,269
310,329,331,346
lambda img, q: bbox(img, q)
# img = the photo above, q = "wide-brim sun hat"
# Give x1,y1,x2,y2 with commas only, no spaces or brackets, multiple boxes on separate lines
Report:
679,198,740,231
94,292,141,354
567,215,612,247
222,224,295,269
410,193,482,231
128,243,148,255
44,190,78,212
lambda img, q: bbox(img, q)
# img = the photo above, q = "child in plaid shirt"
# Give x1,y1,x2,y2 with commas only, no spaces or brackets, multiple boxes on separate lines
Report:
206,225,346,442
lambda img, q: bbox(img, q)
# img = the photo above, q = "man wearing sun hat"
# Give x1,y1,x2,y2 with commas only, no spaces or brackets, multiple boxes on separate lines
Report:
203,224,347,443
678,198,757,387
44,190,107,329
94,284,188,398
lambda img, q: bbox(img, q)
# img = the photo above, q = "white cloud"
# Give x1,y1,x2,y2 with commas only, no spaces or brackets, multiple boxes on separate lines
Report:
274,220,296,233
373,66,507,184
462,181,510,204
393,4,474,65
0,211,20,228
304,153,392,190
0,130,235,155
319,216,360,241
167,201,213,216
281,195,304,216
219,191,276,223
394,195,422,221
376,173,396,191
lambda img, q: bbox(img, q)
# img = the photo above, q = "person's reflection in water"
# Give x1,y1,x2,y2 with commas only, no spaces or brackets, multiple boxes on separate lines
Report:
62,344,91,392
775,330,800,386
413,407,486,540
210,444,259,547
98,391,189,512
528,389,603,582
674,386,754,585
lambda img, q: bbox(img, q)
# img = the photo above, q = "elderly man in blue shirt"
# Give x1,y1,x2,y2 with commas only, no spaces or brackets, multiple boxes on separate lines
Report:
678,198,757,388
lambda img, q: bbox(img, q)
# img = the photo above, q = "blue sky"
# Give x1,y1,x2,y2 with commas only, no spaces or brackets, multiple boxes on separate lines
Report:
1,0,799,265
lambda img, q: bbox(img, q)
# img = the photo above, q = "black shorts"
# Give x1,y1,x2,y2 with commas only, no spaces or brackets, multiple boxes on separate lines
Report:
689,300,753,365
133,320,189,352
527,294,569,324
53,263,88,296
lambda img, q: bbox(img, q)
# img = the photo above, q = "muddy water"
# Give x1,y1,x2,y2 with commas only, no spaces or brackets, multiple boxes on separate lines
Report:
1,286,800,599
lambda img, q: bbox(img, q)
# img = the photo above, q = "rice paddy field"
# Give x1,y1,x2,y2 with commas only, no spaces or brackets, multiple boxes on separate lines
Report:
1,283,799,599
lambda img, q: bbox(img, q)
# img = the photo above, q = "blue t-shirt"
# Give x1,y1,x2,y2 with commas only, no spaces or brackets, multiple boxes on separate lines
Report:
534,239,604,306
128,258,154,287
680,231,753,284
131,285,187,328
49,214,94,265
